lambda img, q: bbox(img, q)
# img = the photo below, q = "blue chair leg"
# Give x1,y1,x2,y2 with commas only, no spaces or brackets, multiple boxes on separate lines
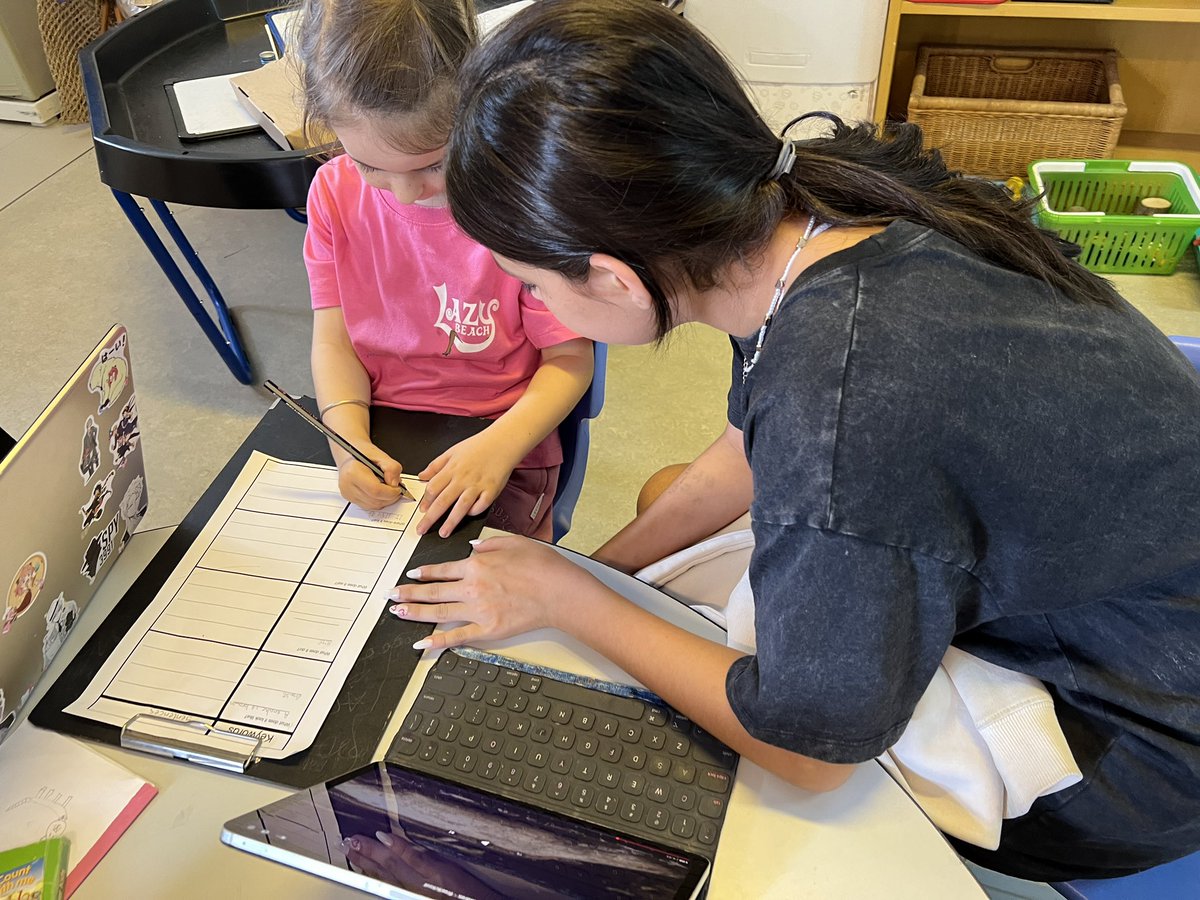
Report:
284,207,308,224
111,190,253,384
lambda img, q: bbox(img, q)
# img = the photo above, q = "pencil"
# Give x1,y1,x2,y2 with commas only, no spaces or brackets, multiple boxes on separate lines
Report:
263,381,415,502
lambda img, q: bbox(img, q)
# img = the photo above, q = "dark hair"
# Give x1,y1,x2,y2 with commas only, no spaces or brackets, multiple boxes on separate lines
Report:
296,0,478,153
447,0,1116,337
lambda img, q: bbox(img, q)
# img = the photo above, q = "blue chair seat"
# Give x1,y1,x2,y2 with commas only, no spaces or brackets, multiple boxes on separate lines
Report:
551,342,608,543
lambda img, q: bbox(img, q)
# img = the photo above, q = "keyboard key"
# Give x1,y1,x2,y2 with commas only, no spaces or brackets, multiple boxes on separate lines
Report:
392,733,418,756
485,711,508,731
482,735,503,755
465,704,486,725
436,653,458,672
503,741,526,762
419,739,438,761
572,759,596,782
524,771,546,794
499,670,521,688
468,683,486,702
529,698,551,719
477,757,499,780
672,786,697,811
620,799,644,824
669,714,692,732
648,755,671,777
527,748,549,768
530,723,553,744
478,664,499,682
698,768,732,794
507,717,530,738
596,792,619,816
646,707,669,726
667,735,691,757
571,784,595,808
460,726,481,748
455,750,477,773
646,807,670,831
699,795,725,819
672,761,696,784
427,672,465,695
599,742,623,764
421,717,440,737
646,779,670,804
458,656,478,673
596,716,619,737
622,773,645,796
598,767,621,789
548,777,570,801
670,814,697,840
550,753,573,775
500,764,523,786
402,711,422,732
698,821,719,845
620,723,642,743
485,686,508,707
506,693,529,713
443,699,465,719
625,749,646,771
644,729,666,750
576,711,595,731
437,721,460,743
551,704,573,725
519,674,542,693
437,747,455,767
577,736,598,757
552,729,575,751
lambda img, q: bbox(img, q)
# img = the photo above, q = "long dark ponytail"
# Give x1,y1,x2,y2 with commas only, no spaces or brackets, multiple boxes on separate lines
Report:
447,0,1116,338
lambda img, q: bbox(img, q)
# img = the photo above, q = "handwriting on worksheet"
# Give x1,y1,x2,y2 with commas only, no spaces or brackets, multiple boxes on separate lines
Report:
66,452,426,758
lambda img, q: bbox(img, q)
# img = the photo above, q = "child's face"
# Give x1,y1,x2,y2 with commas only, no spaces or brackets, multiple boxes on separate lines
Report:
336,121,447,207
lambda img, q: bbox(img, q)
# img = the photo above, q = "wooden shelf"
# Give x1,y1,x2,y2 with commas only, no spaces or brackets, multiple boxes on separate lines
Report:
1116,131,1200,169
899,0,1200,23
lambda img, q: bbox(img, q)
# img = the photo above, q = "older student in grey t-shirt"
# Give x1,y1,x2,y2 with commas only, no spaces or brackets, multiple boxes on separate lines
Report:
390,0,1200,882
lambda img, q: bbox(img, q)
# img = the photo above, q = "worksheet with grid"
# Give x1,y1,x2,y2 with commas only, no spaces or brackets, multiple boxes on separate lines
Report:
67,451,425,758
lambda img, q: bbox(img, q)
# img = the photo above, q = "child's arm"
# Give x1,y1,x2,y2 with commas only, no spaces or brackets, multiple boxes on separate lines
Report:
311,307,407,509
416,338,594,537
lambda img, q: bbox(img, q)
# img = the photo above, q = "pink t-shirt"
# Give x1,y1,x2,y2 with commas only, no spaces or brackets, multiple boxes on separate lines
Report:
305,154,579,468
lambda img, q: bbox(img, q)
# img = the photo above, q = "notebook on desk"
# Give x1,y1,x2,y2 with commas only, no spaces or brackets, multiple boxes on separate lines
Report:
223,549,738,898
0,324,147,743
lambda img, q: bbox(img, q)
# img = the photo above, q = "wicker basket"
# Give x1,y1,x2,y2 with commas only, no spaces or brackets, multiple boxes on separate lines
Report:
907,46,1126,179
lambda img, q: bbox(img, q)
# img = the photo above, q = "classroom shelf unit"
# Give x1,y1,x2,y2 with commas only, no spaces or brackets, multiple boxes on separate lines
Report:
875,0,1200,170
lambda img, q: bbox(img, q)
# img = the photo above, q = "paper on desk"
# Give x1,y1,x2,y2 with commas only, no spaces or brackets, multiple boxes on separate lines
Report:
0,725,157,898
65,452,425,759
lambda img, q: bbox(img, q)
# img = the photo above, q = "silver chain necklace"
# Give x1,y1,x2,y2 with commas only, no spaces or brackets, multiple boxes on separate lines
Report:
741,215,831,383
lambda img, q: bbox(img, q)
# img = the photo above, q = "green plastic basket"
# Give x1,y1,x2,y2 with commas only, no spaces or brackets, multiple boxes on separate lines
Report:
1028,159,1200,275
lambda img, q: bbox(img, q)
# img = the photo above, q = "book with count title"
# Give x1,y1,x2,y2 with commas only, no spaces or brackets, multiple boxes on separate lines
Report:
0,838,69,900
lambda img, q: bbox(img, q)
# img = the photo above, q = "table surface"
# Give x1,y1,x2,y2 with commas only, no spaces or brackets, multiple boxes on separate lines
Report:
17,527,987,899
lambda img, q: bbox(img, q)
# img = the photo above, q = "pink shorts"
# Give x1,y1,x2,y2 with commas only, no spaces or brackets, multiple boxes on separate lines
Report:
486,464,560,541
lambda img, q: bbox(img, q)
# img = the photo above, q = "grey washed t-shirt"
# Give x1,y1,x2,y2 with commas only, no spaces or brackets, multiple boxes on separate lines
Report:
724,220,1200,870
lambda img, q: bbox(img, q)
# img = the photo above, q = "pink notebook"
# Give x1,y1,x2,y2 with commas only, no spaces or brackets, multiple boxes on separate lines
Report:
0,725,157,897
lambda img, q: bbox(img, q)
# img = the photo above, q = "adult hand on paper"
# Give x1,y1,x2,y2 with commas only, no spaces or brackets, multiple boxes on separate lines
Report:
389,535,596,649
344,827,505,900
338,444,405,510
415,431,521,537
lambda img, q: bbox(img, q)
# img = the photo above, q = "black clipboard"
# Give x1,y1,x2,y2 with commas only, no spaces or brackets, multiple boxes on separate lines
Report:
164,73,262,142
30,399,488,788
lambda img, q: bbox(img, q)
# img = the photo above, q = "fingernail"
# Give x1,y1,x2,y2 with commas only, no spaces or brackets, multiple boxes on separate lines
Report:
388,587,400,600
406,568,421,579
390,604,407,618
375,830,395,848
413,638,432,650
468,539,481,546
347,837,361,851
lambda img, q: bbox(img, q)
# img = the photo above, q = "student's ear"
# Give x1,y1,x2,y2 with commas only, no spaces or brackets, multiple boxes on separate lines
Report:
586,253,654,311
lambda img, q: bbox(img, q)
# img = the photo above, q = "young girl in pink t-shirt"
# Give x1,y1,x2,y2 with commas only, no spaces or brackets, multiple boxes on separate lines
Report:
295,0,593,541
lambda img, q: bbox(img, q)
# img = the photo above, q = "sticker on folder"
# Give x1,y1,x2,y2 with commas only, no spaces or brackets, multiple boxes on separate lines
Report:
66,452,426,759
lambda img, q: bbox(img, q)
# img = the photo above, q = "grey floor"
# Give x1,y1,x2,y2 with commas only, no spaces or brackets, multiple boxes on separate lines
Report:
2,118,1199,559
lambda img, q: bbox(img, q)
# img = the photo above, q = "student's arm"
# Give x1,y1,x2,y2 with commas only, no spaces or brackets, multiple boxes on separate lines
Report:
417,338,594,536
311,306,405,508
392,537,855,793
592,423,753,573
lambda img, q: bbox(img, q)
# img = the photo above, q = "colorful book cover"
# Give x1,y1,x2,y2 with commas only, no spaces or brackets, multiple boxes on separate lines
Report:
0,837,69,900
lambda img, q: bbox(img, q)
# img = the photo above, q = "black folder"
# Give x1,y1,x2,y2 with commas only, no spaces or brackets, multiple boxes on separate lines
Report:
31,399,487,788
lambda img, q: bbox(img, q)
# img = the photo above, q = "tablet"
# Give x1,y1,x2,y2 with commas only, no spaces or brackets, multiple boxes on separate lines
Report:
221,762,711,900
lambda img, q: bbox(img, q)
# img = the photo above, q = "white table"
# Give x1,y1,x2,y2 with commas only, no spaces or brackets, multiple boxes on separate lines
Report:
18,528,986,899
